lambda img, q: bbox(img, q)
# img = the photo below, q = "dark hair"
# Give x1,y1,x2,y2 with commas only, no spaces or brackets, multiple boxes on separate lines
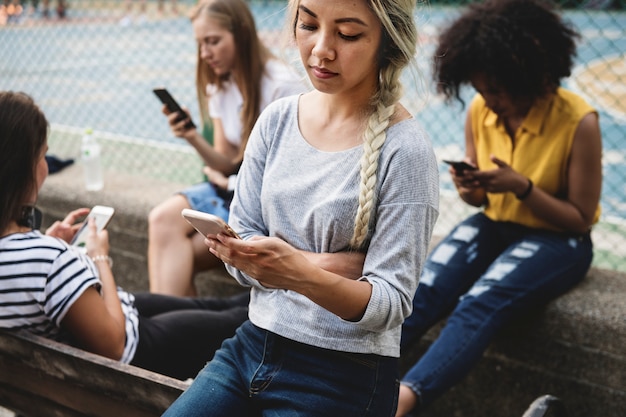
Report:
0,91,48,233
433,0,580,105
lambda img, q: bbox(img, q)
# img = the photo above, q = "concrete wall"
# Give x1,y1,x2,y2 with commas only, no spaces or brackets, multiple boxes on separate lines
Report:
38,162,626,417
38,162,243,297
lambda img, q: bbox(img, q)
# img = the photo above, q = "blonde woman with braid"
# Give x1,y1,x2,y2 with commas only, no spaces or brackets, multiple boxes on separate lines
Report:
162,0,439,415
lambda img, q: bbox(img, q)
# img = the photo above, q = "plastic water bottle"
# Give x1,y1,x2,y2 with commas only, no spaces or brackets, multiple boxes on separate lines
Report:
81,128,104,191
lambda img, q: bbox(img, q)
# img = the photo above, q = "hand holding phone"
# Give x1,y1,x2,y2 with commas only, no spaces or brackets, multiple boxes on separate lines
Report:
443,159,477,174
152,87,196,129
181,208,241,239
70,205,115,248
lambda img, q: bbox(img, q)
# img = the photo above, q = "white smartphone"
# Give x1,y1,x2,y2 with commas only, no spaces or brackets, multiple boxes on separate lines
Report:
70,205,116,248
181,208,240,239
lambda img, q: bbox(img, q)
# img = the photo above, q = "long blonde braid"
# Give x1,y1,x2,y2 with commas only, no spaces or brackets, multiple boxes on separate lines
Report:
350,74,402,248
349,0,418,248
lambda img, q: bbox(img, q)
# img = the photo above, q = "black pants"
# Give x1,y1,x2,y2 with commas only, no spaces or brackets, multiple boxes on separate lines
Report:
130,291,249,380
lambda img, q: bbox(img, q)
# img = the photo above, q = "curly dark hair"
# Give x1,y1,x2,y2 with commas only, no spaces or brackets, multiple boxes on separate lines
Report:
433,0,580,105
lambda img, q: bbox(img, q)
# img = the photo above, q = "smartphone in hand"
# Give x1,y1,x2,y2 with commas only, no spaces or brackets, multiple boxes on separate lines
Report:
442,159,477,174
70,205,116,248
152,87,196,129
181,209,241,240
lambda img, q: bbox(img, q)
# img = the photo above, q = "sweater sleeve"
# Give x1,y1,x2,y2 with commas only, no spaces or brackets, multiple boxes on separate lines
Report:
355,130,440,331
224,97,277,289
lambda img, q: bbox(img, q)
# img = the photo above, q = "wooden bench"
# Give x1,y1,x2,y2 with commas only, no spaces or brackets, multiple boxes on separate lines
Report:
0,330,188,417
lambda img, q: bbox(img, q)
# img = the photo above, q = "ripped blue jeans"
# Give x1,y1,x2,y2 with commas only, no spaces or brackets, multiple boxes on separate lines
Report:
400,213,592,411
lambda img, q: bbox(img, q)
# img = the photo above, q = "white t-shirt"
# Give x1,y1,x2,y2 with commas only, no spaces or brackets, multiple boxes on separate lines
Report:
207,59,307,147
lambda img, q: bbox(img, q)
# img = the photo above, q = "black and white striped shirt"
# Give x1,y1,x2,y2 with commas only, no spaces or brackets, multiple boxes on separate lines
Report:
0,231,139,363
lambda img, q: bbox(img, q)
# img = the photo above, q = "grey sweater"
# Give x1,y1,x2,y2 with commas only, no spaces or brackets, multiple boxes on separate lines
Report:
227,95,439,357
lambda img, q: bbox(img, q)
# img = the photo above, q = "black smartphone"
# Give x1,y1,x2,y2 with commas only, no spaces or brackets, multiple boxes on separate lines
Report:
442,159,477,174
152,88,196,129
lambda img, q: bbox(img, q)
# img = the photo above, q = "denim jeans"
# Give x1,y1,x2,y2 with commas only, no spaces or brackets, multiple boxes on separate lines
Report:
163,321,400,417
180,181,231,221
400,213,592,411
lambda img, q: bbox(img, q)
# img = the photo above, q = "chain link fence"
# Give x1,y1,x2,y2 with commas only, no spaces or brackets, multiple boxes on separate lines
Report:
1,0,624,272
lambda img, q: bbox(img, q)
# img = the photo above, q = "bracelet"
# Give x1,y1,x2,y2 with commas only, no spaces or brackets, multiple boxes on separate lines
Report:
90,255,113,268
516,178,534,200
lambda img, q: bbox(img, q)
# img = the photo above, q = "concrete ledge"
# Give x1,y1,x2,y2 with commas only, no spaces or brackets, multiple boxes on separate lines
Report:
38,162,243,297
38,159,626,417
400,266,626,417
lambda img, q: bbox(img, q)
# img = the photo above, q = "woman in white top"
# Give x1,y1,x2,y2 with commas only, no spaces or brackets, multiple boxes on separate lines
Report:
148,0,307,296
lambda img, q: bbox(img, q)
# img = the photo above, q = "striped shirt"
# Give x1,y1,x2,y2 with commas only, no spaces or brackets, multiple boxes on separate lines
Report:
0,231,139,363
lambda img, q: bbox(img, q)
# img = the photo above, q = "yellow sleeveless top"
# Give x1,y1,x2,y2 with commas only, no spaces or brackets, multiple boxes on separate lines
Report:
470,88,601,231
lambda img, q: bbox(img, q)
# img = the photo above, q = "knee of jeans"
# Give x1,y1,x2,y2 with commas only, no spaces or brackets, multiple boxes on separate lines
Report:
428,225,481,268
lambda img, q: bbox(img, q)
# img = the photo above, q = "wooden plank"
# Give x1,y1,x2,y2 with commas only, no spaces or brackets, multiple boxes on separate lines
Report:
0,385,85,417
0,331,188,417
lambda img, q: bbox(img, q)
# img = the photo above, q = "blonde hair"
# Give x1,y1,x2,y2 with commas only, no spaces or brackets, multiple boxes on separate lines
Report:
190,0,273,162
288,0,418,248
352,0,418,248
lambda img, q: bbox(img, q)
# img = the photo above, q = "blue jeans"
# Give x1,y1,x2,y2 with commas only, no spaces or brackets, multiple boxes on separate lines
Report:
400,213,592,411
180,182,231,221
163,321,400,417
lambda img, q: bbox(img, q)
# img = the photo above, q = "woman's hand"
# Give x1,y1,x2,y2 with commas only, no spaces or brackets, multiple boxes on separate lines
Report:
471,155,529,196
85,217,110,258
162,104,197,142
450,161,482,193
206,235,314,291
208,235,367,283
203,166,229,190
45,208,90,243
62,221,124,360
449,159,489,208
206,234,372,320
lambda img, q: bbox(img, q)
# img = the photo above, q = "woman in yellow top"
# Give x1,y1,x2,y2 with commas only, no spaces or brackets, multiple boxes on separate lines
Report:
396,0,602,415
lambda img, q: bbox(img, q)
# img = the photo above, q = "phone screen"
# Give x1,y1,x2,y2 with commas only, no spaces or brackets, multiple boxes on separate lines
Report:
181,209,241,240
153,88,196,129
71,206,115,248
443,160,477,173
